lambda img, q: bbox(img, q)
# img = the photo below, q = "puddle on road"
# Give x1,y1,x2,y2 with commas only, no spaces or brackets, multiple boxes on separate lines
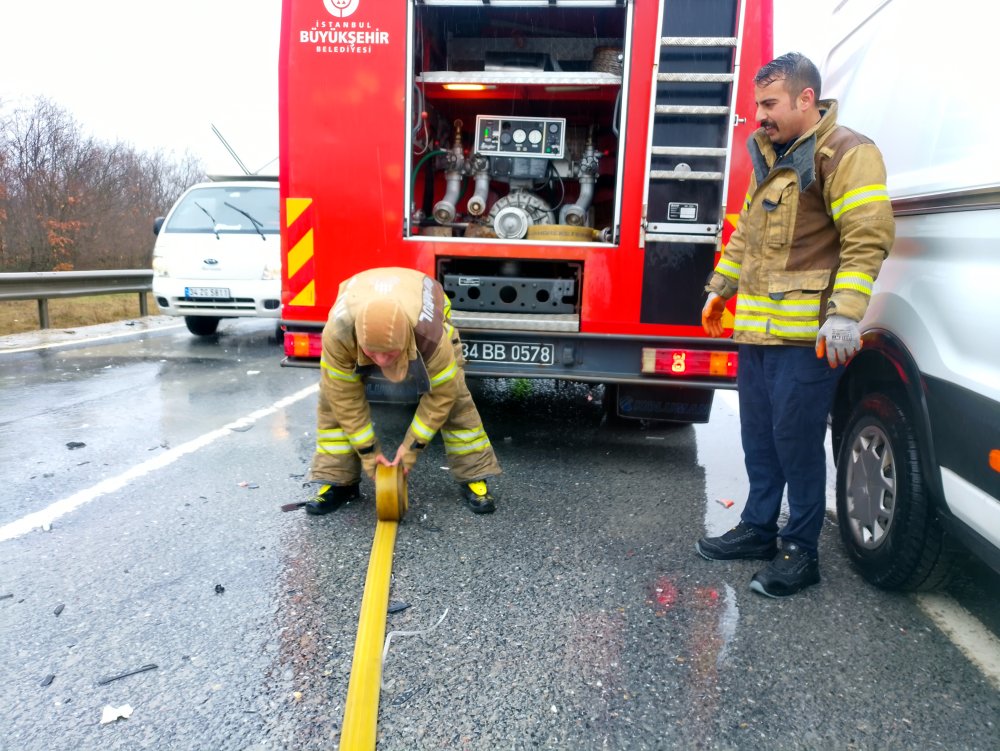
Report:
695,391,838,537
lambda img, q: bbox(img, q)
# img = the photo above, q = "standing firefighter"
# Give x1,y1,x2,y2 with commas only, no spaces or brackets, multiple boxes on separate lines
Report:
697,53,895,596
306,267,502,515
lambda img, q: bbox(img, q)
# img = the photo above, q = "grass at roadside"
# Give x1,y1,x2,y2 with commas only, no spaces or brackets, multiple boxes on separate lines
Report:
0,294,159,336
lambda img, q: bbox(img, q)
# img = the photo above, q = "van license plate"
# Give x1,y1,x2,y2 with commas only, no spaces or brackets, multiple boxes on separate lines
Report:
185,287,230,298
462,340,554,365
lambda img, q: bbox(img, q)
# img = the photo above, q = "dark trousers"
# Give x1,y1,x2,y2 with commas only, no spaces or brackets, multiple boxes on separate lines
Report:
737,344,842,553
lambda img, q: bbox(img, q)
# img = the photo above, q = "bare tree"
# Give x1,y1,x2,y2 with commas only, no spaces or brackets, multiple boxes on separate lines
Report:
0,97,204,272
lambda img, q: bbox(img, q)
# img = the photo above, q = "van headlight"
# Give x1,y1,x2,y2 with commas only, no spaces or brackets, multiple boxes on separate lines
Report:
261,262,281,280
152,256,170,277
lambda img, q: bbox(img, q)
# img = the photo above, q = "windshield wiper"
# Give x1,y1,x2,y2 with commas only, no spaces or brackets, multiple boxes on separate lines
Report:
194,202,220,239
224,201,266,240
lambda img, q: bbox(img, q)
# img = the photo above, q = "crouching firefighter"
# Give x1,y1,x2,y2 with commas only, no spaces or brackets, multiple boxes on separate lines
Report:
305,267,502,515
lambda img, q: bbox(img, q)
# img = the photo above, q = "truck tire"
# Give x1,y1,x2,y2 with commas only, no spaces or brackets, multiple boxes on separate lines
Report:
184,316,220,336
835,391,957,591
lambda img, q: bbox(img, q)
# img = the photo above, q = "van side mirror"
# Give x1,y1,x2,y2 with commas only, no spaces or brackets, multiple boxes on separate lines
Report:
153,217,165,236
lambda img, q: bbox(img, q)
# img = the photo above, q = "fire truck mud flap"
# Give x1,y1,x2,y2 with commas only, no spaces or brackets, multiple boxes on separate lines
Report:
604,383,715,424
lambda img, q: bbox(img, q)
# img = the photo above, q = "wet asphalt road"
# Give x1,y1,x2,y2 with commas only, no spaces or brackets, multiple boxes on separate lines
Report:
0,318,997,751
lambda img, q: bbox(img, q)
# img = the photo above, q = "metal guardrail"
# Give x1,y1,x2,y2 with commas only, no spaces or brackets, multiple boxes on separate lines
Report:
0,270,153,329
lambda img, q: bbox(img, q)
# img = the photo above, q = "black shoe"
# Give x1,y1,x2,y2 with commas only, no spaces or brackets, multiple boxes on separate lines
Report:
749,542,820,598
460,480,496,514
305,483,360,515
696,521,777,561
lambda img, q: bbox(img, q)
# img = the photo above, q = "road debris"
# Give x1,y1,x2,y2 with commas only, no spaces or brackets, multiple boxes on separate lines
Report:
66,441,86,450
215,584,226,595
40,674,55,687
387,601,411,614
99,704,134,725
381,608,449,689
97,664,158,686
53,604,65,616
716,498,735,508
0,593,13,600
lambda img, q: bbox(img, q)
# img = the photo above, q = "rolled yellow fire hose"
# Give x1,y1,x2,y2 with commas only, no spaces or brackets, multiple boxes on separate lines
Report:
339,464,409,750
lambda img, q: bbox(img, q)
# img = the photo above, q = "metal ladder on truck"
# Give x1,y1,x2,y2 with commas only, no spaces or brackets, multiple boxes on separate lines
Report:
638,0,748,326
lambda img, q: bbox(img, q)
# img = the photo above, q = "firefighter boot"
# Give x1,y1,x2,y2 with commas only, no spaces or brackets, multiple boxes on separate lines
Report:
461,480,496,515
305,483,361,515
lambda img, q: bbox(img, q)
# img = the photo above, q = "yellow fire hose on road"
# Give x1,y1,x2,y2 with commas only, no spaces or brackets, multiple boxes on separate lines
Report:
339,464,409,750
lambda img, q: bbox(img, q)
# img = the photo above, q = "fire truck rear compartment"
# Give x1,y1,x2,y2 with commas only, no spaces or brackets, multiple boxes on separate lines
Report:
409,3,627,241
437,258,581,315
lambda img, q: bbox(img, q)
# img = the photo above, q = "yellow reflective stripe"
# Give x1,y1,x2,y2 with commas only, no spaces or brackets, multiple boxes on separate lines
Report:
442,428,490,455
716,258,741,281
769,319,818,337
348,423,375,446
445,322,455,339
321,358,361,383
444,296,452,318
316,441,354,455
442,427,485,442
733,315,769,333
442,427,490,455
317,429,352,455
409,415,436,441
743,193,751,210
734,313,818,338
318,428,348,439
833,272,874,295
444,439,492,456
831,184,889,221
737,295,819,318
430,361,458,387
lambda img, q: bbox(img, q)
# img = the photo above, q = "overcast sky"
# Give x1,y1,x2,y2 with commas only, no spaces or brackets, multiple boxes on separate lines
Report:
0,0,832,177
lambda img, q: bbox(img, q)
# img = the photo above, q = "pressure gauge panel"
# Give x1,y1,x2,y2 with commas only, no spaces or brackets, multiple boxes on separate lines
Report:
474,116,566,159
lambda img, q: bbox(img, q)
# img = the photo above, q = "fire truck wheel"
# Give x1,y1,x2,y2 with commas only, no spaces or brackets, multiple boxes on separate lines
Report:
184,316,221,337
835,391,959,591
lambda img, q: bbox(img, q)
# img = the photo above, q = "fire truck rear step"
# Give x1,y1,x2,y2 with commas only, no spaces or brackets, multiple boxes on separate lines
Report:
450,311,579,333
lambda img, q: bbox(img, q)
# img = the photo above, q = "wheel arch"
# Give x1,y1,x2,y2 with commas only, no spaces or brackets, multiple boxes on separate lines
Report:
831,330,944,504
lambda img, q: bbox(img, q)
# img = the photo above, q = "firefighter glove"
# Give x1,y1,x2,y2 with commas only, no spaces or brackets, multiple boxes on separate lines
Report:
816,315,861,368
701,292,727,338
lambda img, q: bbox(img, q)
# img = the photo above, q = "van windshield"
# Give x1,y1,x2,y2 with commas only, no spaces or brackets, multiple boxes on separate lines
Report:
165,186,280,234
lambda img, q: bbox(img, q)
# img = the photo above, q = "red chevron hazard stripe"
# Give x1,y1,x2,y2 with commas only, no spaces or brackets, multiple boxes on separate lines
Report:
286,198,315,307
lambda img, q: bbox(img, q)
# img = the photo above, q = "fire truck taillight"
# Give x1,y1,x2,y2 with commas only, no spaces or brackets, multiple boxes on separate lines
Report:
285,332,323,359
641,348,738,379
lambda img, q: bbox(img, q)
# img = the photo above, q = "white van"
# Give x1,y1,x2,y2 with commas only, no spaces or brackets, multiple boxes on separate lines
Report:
823,0,1000,589
152,176,281,336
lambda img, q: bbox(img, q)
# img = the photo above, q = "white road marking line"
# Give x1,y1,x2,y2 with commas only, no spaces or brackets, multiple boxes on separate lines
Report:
917,593,1000,691
0,383,319,543
0,323,185,354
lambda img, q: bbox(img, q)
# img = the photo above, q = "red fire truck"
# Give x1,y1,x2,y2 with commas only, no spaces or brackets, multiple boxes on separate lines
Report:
279,0,772,422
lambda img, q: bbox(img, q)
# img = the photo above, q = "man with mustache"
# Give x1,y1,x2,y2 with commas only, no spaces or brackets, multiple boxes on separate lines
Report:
304,267,501,515
697,53,895,596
